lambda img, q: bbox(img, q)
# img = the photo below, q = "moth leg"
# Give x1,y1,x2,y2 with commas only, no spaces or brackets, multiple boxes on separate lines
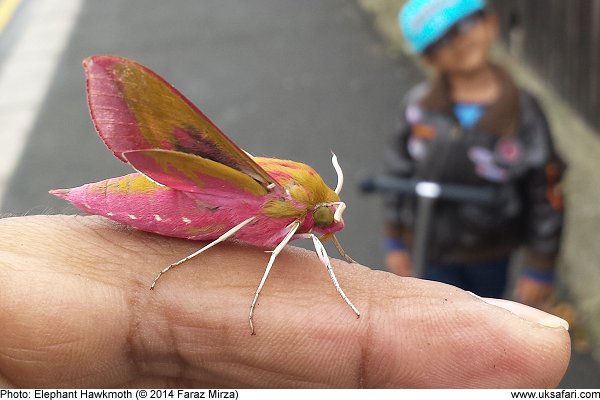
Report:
150,216,256,290
306,233,360,318
331,234,355,264
249,220,301,335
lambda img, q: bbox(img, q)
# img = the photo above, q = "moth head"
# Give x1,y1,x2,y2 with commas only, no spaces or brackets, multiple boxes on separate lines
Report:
312,202,346,234
311,153,347,234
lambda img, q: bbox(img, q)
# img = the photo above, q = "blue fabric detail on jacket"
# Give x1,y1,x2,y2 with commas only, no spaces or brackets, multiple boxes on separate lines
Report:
454,102,486,128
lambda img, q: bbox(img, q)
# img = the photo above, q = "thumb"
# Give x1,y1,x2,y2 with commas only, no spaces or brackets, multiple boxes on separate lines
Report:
0,216,570,388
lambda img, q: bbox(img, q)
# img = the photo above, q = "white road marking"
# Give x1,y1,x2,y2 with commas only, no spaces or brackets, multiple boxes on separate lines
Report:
0,0,83,207
0,0,23,34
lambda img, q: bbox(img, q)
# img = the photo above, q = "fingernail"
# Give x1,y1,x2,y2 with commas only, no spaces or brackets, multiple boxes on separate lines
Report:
467,292,569,331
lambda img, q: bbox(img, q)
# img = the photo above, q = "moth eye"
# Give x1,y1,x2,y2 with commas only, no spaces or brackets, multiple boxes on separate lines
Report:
313,206,334,227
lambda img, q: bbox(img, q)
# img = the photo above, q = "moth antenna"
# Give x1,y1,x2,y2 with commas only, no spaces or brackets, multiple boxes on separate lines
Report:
308,234,360,318
331,234,355,263
331,152,344,195
150,216,256,290
332,201,346,223
249,220,301,335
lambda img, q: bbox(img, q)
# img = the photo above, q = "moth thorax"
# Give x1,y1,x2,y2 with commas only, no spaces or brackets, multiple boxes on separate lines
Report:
313,205,334,227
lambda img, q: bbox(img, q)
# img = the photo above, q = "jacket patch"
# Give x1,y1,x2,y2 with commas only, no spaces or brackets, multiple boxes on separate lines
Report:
408,136,428,160
411,123,436,139
406,105,422,123
545,162,564,210
495,138,521,164
468,146,509,182
408,123,436,160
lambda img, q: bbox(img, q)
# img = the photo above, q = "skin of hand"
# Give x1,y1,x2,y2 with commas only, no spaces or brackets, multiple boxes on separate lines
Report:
385,250,413,277
514,276,554,307
0,216,570,388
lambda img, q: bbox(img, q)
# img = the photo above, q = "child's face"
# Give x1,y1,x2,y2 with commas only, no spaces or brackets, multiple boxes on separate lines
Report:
423,12,498,75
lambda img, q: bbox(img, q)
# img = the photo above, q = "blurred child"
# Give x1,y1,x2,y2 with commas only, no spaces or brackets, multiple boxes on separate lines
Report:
384,0,566,305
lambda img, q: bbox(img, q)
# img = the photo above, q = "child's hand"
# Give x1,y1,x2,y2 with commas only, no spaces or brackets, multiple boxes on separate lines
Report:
514,276,554,306
385,250,413,276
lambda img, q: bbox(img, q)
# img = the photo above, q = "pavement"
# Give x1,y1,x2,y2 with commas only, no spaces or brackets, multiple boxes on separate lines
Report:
0,0,597,388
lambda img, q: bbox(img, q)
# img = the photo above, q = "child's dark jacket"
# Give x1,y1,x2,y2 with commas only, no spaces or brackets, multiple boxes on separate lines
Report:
385,66,565,273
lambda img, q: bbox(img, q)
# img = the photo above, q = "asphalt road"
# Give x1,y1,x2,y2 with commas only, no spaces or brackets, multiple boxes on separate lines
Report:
1,0,421,272
0,0,596,388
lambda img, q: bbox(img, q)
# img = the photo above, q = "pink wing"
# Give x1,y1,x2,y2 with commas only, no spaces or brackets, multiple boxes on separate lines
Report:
123,149,267,197
51,55,301,247
84,55,280,190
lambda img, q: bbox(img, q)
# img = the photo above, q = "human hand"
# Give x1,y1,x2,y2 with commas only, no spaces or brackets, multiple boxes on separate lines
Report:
0,216,569,388
514,276,554,307
385,250,413,277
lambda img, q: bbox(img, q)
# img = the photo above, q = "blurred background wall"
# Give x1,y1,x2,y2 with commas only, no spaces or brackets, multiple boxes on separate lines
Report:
491,0,600,360
492,0,600,134
360,0,600,377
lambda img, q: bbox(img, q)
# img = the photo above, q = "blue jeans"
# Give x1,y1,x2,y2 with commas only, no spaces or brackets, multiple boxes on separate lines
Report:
424,257,510,298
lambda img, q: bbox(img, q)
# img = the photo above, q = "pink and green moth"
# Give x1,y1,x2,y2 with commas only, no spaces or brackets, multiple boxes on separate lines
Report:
50,55,360,334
